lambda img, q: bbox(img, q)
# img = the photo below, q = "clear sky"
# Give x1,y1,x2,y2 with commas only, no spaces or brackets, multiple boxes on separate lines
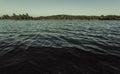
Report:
0,0,120,16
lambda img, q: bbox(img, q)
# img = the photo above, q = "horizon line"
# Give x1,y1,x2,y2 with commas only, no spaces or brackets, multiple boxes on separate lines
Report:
0,13,120,17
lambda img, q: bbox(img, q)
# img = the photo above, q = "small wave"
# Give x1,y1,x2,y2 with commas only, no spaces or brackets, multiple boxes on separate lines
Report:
0,47,120,74
0,20,120,73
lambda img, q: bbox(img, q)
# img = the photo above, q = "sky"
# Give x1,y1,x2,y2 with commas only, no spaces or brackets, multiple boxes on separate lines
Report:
0,0,120,16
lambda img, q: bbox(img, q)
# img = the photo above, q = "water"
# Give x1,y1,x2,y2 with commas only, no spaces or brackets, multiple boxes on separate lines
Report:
0,20,120,74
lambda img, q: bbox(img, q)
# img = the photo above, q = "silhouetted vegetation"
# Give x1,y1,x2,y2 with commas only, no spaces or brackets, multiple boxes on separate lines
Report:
0,13,33,20
0,13,120,20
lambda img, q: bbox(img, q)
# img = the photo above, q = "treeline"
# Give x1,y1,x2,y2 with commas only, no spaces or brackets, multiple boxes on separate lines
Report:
0,13,33,20
0,13,120,20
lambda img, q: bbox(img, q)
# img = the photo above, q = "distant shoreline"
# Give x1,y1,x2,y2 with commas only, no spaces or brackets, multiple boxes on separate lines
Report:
0,13,120,20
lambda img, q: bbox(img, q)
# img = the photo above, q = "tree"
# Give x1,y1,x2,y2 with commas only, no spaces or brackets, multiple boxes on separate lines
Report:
2,15,10,19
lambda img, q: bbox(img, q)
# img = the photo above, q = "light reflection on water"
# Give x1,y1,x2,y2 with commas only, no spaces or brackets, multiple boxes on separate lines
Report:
0,20,120,55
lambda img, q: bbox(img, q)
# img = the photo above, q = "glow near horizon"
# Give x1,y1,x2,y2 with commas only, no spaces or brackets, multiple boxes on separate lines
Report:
0,0,120,16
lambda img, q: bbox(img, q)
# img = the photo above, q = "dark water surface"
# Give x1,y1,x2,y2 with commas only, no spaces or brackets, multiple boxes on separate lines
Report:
0,20,120,74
